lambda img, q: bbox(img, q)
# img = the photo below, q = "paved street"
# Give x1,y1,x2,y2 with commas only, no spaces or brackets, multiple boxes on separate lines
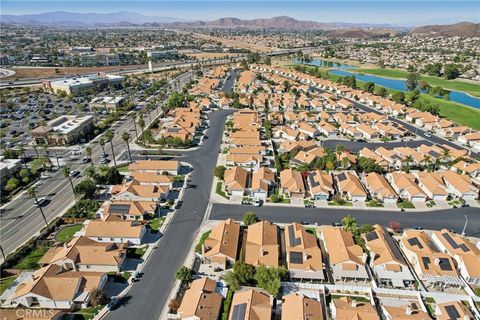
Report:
210,204,480,236
104,109,235,320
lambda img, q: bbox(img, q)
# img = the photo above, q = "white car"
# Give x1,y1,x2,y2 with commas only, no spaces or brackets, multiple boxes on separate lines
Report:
253,198,261,207
423,132,432,138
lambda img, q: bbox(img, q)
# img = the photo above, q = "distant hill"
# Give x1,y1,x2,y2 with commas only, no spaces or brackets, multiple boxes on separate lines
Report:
0,11,182,26
328,28,398,38
409,22,480,37
205,16,335,30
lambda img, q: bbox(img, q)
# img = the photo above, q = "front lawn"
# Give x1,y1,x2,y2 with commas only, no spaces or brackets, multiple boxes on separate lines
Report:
126,246,148,259
305,227,318,238
367,200,384,207
148,217,165,232
328,200,353,206
0,276,17,295
56,224,83,243
14,245,50,270
73,305,105,320
397,201,415,209
116,164,129,172
195,230,211,253
216,181,229,199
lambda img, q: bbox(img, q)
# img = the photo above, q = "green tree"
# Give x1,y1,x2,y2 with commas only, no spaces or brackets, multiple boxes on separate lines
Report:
176,266,193,282
222,261,255,291
391,91,405,104
138,116,145,145
443,64,460,79
406,72,420,91
254,265,288,296
99,137,106,158
122,131,132,162
6,177,20,191
377,87,388,98
214,165,226,180
105,129,117,166
243,211,259,226
342,215,358,233
28,186,48,226
364,82,375,93
74,178,97,199
85,146,93,165
62,166,76,202
89,288,107,307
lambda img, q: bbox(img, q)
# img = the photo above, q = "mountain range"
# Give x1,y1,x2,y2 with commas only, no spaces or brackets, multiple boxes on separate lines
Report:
1,11,479,37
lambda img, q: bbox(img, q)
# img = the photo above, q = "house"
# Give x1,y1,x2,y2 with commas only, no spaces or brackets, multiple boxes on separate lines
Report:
99,200,157,221
431,229,480,286
320,227,369,281
279,169,306,198
6,264,106,309
318,122,337,137
111,180,169,202
228,289,272,320
250,167,275,200
441,171,478,201
128,160,180,176
334,172,368,202
285,223,324,280
451,161,480,178
82,218,146,245
128,172,173,187
381,301,430,320
363,225,414,288
385,172,427,202
290,150,317,167
282,294,324,320
356,123,380,140
245,221,279,267
359,148,390,170
202,219,240,270
414,172,450,201
226,153,262,170
435,301,474,320
399,230,462,288
224,166,249,197
177,277,223,320
307,170,334,201
330,297,380,320
39,236,126,273
364,173,398,204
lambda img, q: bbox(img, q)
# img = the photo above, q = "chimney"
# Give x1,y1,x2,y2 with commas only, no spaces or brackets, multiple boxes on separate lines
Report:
405,305,413,315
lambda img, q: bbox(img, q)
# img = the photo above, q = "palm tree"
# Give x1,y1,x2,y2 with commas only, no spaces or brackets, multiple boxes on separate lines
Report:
84,166,96,180
335,144,345,160
138,116,145,145
130,113,139,141
85,146,93,165
28,186,48,226
32,145,39,158
17,145,28,170
105,129,117,166
122,131,132,162
421,155,432,170
99,138,106,158
62,166,76,201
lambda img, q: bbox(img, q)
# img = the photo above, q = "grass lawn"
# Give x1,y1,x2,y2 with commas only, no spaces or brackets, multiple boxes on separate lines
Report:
74,305,105,320
195,230,211,253
148,217,165,231
353,68,480,97
116,164,129,172
397,201,415,209
367,200,384,208
328,201,353,206
216,181,229,199
56,224,83,243
0,276,17,295
305,227,318,238
14,245,50,269
127,246,148,259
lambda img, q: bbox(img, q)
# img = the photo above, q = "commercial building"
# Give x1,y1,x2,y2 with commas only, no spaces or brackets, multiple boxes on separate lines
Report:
31,115,94,146
43,74,124,96
89,96,125,112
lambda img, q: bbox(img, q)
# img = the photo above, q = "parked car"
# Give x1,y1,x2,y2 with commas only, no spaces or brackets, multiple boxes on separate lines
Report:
82,157,91,163
253,198,262,207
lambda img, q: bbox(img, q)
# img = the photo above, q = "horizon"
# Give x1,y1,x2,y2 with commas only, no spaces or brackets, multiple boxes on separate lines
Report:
2,1,479,25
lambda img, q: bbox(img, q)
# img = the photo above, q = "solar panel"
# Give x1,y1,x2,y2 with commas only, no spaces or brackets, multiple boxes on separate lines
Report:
425,238,440,253
232,303,247,320
309,171,320,188
109,204,131,214
421,257,431,270
383,228,405,262
429,151,440,158
290,251,303,264
337,173,347,182
442,232,459,249
288,225,302,247
365,231,379,242
444,305,460,320
407,238,423,249
459,244,470,252
438,258,453,271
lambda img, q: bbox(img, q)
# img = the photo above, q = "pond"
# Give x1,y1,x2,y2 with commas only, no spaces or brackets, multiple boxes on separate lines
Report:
297,59,480,109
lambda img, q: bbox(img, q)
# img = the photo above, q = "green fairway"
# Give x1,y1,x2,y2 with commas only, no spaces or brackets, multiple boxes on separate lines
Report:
352,68,480,98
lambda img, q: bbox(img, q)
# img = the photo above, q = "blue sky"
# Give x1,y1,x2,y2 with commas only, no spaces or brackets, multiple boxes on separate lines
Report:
2,1,479,25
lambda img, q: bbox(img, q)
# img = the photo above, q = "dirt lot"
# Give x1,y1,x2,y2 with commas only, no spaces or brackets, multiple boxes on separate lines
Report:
4,65,144,80
184,52,242,59
191,33,275,53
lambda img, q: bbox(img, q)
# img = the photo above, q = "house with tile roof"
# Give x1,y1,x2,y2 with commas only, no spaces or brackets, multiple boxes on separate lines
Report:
320,227,368,281
307,170,334,201
82,219,146,245
250,167,275,200
414,172,450,201
178,277,223,320
330,297,380,320
285,223,324,280
435,301,474,320
6,264,107,309
381,300,430,320
334,171,368,202
385,172,427,203
128,160,179,176
99,200,157,221
228,288,272,320
244,221,279,267
363,172,398,204
224,166,249,197
280,169,306,199
363,225,414,288
441,171,479,201
202,219,240,270
282,294,325,320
